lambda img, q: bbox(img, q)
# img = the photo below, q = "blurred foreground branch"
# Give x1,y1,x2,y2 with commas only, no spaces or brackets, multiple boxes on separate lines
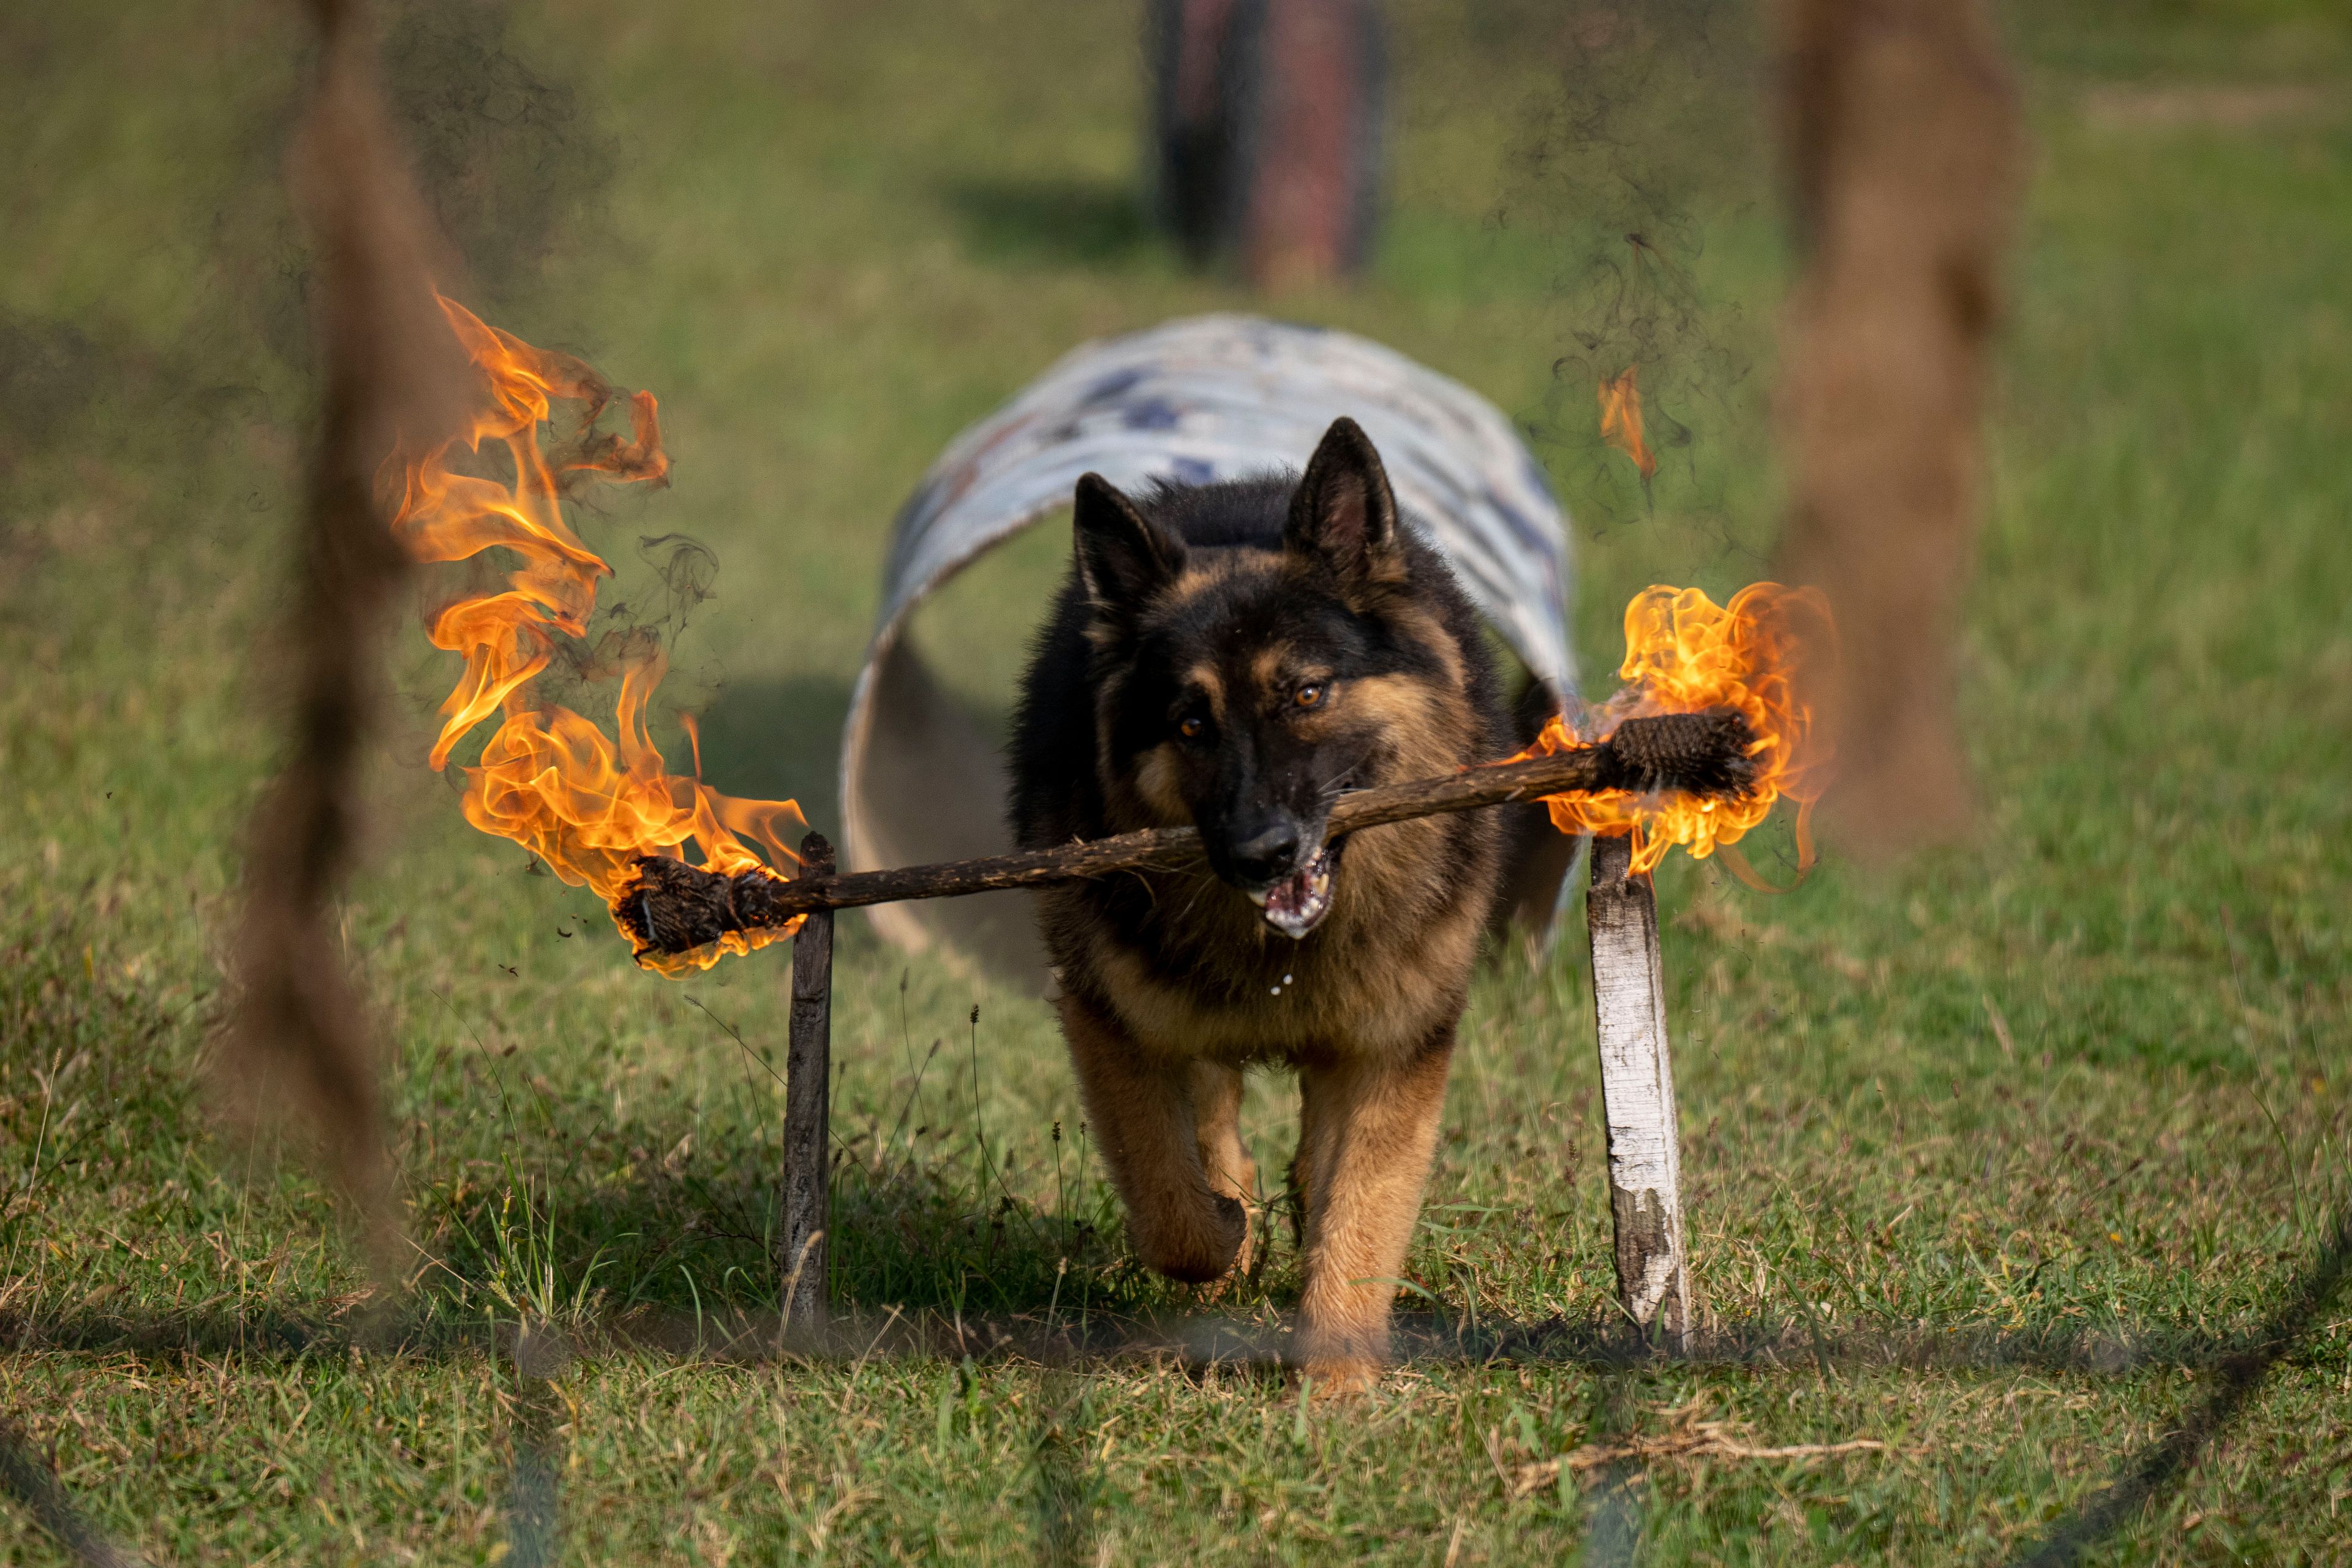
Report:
219,0,466,1278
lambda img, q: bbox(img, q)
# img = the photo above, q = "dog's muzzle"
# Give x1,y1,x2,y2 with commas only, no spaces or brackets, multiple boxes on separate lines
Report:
1244,840,1339,939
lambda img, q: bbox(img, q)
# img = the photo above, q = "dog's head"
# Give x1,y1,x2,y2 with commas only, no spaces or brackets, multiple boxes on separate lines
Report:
1074,418,1483,939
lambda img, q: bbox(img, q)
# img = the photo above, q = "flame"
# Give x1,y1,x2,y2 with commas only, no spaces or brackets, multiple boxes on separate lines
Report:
1528,582,1832,876
386,295,803,972
1598,365,1657,481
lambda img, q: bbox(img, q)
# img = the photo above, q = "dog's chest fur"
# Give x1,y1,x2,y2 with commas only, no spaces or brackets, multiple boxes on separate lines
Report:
1039,810,1497,1065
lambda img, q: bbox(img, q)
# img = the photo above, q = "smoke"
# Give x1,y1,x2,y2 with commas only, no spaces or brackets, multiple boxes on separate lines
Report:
631,533,723,646
217,0,470,1283
511,528,726,728
0,317,106,483
211,0,618,377
1502,0,1770,531
1503,0,2022,859
377,0,618,311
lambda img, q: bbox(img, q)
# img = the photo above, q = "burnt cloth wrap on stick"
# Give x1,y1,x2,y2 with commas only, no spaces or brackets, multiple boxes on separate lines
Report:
619,708,1756,962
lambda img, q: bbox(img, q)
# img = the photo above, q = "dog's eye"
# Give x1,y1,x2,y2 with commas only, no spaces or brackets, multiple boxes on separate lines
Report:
1292,682,1325,709
1178,714,1206,741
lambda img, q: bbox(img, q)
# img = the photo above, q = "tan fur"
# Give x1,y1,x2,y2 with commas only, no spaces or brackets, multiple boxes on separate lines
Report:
1291,1029,1456,1384
1057,995,1248,1283
1192,1060,1258,1274
1165,554,1264,608
1248,644,1298,696
1382,602,1468,691
1132,742,1191,824
1061,862,1481,1061
1335,673,1468,780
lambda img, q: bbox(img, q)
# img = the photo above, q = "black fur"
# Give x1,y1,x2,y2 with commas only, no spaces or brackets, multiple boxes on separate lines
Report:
1009,420,1512,1030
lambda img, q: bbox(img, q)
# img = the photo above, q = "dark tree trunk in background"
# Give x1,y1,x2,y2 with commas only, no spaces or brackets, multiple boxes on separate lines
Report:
1149,0,1385,288
1770,0,2022,854
1152,0,1245,262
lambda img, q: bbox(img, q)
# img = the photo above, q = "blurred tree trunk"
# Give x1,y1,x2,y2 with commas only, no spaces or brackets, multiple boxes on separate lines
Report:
1770,0,2022,854
1148,0,1384,288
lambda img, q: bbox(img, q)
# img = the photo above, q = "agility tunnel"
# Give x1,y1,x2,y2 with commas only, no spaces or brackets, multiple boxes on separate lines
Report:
839,312,1580,976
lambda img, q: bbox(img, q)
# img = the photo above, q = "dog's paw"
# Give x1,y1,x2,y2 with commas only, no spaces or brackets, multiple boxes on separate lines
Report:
1291,1314,1390,1397
1135,1192,1248,1284
1289,1358,1382,1401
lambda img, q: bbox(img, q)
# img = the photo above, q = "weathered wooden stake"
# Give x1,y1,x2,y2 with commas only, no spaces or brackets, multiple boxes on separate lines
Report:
1585,833,1692,1349
780,831,835,1330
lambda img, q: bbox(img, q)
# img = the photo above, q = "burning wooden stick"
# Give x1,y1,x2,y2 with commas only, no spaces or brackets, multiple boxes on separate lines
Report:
617,708,1759,963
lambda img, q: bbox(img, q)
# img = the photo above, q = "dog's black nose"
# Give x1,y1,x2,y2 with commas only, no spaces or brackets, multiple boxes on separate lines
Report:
1229,820,1303,886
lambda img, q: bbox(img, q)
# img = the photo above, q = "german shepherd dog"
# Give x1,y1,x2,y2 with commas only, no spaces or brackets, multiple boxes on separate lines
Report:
1009,418,1510,1391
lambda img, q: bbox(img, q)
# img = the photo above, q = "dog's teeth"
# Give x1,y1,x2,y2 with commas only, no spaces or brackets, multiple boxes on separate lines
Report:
1253,846,1335,939
1246,887,1270,907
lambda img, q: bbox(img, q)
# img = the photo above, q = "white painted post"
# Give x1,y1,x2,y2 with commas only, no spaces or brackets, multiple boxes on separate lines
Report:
1585,833,1692,1348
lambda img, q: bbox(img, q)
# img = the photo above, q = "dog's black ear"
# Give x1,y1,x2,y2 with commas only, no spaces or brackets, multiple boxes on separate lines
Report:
1286,418,1404,584
1073,472,1185,616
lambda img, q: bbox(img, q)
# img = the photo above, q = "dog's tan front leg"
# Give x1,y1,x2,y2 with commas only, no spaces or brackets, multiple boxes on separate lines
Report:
1292,1027,1457,1392
1191,1061,1256,1273
1059,998,1246,1283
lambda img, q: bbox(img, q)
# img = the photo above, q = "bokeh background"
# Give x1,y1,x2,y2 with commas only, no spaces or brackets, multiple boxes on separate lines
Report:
3,2,2349,1562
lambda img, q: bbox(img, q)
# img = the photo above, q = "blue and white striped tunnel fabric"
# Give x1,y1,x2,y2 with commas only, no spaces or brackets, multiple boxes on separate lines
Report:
872,312,1577,696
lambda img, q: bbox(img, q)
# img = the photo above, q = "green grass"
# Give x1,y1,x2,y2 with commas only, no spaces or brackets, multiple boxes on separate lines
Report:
4,1,2351,1562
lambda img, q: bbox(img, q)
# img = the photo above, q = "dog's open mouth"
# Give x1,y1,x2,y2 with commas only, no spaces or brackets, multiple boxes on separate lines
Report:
1245,843,1338,940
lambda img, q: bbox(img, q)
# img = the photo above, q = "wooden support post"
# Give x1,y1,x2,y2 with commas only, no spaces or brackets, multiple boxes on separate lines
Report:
1585,833,1692,1349
780,831,835,1330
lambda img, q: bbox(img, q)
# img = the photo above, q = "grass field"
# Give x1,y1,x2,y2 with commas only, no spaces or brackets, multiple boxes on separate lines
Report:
5,1,2351,1562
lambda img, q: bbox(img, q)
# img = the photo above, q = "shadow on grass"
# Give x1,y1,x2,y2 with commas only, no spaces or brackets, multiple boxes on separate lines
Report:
2008,1199,2352,1567
2,1296,2318,1382
937,176,1166,271
6,1281,2337,1568
401,1113,1123,1328
0,1417,149,1568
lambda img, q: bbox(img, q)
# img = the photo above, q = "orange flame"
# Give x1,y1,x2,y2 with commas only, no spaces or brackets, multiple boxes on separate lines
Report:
1528,582,1831,877
1597,365,1657,481
387,295,802,972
